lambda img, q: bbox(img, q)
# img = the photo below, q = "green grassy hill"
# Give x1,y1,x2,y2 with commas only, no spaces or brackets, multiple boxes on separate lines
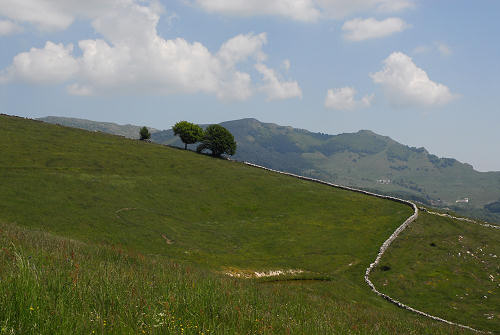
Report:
0,114,482,334
1,115,411,274
371,211,500,332
39,116,500,223
153,118,500,223
39,116,159,139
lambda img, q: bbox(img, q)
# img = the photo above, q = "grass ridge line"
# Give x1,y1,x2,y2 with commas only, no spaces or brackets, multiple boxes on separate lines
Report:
242,161,486,334
425,210,500,230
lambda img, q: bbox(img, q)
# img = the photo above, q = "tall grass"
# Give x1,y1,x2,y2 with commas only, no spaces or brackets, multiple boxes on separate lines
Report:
0,222,469,334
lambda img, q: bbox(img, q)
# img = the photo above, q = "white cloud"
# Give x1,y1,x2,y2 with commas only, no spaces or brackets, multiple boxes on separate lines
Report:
165,12,179,29
371,52,456,107
376,0,414,12
0,0,72,31
0,19,23,35
0,0,167,32
436,42,452,56
324,87,373,111
193,0,321,22
282,59,291,71
318,0,414,19
66,83,93,96
192,0,414,21
0,0,415,30
1,41,78,84
71,31,261,100
412,42,452,57
255,63,302,101
342,17,408,41
0,0,121,31
0,0,165,32
0,1,301,102
217,33,268,67
412,45,430,55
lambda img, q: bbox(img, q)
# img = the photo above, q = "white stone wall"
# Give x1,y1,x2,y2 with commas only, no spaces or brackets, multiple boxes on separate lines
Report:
243,161,485,333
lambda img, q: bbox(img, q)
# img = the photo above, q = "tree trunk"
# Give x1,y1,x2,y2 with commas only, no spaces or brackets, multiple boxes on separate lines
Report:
185,143,187,150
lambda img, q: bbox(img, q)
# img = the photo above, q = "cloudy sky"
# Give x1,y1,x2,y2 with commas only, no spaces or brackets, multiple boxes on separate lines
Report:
1,0,499,171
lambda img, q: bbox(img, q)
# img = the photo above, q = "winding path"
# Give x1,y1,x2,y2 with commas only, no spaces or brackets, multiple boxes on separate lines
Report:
243,161,495,334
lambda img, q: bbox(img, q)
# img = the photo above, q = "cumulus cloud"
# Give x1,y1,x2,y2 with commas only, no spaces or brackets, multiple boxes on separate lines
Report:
318,0,414,19
193,0,321,22
0,0,126,31
0,0,415,29
1,41,78,84
375,0,414,12
0,19,23,35
0,0,71,31
192,0,414,21
217,33,268,67
255,63,302,101
0,1,300,102
0,0,165,32
371,52,456,107
324,87,373,111
342,17,408,41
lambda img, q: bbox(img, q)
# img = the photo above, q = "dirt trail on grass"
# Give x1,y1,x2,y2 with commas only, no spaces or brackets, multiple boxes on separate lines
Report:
243,161,492,334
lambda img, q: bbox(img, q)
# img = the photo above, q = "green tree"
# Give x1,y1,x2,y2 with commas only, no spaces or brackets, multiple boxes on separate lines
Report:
196,124,237,157
172,121,203,150
139,126,151,141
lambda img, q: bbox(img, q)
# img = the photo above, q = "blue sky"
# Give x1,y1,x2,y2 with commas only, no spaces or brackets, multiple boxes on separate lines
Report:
1,0,499,171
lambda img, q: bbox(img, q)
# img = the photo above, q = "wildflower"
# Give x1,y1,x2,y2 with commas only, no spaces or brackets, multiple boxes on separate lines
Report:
29,306,34,311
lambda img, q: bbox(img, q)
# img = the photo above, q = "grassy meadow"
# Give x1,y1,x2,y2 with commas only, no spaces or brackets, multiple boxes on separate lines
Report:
0,114,479,333
371,212,500,333
1,220,473,335
0,115,410,274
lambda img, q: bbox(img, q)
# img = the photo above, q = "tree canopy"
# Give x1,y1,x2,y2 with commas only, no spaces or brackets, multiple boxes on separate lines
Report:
172,121,203,150
196,124,236,157
139,126,151,141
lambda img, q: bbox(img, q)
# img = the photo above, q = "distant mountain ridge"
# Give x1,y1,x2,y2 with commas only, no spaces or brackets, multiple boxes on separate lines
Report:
39,116,500,222
39,116,160,139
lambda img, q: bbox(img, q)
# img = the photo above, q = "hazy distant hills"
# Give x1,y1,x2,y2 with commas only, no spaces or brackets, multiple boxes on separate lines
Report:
39,116,500,222
39,116,160,139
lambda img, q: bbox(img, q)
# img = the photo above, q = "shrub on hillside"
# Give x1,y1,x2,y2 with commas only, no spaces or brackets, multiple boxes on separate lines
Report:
196,124,236,157
139,126,151,141
172,121,203,150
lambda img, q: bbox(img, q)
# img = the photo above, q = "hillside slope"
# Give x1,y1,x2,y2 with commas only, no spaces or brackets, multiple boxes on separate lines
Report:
155,118,500,222
40,116,500,222
39,116,159,139
0,114,473,334
372,211,500,332
2,115,412,272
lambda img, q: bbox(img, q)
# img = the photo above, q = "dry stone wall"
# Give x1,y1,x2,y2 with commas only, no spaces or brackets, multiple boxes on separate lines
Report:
425,210,500,230
243,161,485,333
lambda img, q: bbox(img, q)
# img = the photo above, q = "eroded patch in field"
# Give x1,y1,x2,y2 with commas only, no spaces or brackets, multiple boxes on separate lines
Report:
224,268,305,279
